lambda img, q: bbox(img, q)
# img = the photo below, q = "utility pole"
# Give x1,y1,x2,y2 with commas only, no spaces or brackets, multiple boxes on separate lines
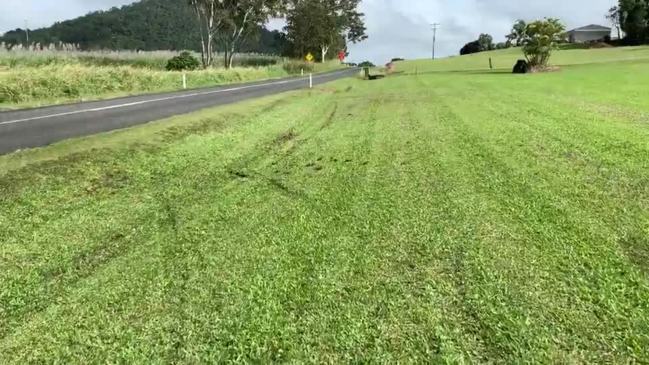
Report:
431,23,440,60
24,20,29,44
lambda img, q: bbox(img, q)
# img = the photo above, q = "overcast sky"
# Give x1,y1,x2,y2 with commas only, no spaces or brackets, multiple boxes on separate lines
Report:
2,0,616,63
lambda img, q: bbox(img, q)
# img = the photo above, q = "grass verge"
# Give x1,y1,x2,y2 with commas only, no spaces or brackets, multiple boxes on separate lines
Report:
1,57,648,363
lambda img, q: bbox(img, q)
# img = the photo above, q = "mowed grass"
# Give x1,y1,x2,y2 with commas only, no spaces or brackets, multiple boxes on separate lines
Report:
400,45,649,73
1,51,649,363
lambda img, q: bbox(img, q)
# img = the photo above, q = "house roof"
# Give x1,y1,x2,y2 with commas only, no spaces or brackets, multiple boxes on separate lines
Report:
568,24,612,33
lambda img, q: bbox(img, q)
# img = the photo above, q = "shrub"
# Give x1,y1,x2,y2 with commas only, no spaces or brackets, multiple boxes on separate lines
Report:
358,61,375,68
166,51,200,71
234,56,279,68
521,18,566,67
460,41,482,55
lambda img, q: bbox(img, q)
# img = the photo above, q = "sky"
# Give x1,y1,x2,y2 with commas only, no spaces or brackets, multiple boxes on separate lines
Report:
1,0,616,63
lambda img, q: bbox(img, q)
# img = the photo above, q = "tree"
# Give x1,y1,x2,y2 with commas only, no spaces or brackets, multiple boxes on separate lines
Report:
285,0,337,61
606,6,623,40
619,0,648,43
477,33,494,51
521,18,566,67
284,0,367,62
166,51,201,71
459,33,495,55
506,19,527,46
190,0,222,68
460,40,481,55
217,0,286,69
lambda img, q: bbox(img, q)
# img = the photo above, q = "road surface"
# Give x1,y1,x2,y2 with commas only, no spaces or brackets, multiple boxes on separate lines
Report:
0,68,358,155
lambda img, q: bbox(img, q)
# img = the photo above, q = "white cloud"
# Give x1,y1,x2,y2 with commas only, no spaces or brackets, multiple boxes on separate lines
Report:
347,0,615,63
1,0,133,32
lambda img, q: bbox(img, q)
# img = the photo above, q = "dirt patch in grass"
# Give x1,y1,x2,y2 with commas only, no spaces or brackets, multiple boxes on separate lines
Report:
159,117,228,142
261,98,291,113
529,65,561,73
320,104,338,130
85,168,130,194
274,129,299,145
228,169,250,180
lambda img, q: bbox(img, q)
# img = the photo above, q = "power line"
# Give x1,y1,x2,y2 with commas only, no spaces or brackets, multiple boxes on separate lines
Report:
431,23,440,60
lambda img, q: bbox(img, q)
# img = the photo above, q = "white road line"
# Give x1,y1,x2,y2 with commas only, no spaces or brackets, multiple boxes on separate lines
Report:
0,71,348,126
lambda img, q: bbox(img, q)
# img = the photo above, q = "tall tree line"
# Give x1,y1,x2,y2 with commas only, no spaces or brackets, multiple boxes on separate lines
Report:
190,0,286,68
0,0,288,55
2,0,367,68
190,0,367,67
284,0,367,62
612,0,649,43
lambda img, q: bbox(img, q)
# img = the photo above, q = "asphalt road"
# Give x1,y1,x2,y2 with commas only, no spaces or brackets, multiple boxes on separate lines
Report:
0,68,359,155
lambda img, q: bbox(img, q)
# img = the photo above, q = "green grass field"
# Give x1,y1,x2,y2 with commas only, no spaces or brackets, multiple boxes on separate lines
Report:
400,45,649,73
1,47,649,363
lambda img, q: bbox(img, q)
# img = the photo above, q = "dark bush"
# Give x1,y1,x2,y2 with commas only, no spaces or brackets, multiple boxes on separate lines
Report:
358,61,375,68
166,51,200,71
234,57,279,67
512,59,529,74
282,61,314,74
460,41,482,55
391,57,405,62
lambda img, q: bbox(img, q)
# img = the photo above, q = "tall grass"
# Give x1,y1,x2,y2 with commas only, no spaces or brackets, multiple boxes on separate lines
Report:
0,48,286,70
0,65,284,104
0,48,345,107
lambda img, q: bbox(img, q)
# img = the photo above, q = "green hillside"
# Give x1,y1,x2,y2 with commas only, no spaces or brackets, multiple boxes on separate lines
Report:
0,0,287,53
400,45,649,73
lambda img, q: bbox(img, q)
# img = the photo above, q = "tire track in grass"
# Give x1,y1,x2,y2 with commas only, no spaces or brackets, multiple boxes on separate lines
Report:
135,89,347,363
166,91,383,362
158,82,466,359
0,100,305,340
0,92,335,360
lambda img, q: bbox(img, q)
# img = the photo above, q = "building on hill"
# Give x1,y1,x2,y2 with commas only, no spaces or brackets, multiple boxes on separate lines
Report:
566,24,612,43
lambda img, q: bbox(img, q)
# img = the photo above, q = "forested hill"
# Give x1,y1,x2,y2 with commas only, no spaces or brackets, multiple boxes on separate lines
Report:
0,0,287,54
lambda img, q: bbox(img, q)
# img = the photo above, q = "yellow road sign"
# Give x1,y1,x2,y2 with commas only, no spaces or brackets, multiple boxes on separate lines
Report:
305,52,314,62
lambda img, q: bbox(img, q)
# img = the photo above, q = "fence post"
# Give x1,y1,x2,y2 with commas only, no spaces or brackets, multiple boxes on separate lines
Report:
182,73,187,89
309,73,313,89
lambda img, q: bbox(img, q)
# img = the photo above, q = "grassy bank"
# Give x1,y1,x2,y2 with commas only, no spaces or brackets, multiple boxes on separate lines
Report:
1,51,649,363
0,49,344,108
399,45,649,73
